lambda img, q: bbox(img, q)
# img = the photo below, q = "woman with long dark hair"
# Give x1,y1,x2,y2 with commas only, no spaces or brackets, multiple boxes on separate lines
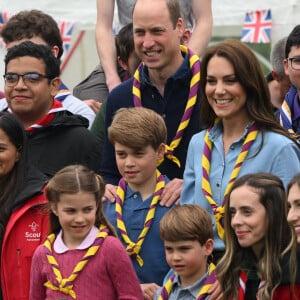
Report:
0,112,48,299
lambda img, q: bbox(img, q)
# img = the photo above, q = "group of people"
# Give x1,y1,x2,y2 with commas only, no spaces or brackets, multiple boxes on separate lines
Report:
1,0,300,299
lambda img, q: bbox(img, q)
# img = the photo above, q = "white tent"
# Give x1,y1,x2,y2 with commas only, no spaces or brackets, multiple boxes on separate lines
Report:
0,0,299,91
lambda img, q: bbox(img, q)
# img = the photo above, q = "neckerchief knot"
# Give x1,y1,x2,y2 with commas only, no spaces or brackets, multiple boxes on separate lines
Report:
43,225,109,299
201,118,259,240
115,169,165,267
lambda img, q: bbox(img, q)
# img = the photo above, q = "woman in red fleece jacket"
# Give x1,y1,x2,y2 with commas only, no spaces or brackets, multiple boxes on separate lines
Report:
0,112,49,300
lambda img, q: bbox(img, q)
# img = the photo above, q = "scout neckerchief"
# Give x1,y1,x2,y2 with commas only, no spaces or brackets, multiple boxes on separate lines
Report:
279,85,300,140
157,262,216,300
201,118,259,239
115,169,165,266
43,225,109,299
132,45,200,168
25,99,65,132
54,82,71,102
238,270,266,300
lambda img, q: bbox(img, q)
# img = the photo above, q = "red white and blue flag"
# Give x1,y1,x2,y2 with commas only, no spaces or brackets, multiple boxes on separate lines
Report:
56,20,75,60
0,12,75,58
241,9,272,44
0,11,14,48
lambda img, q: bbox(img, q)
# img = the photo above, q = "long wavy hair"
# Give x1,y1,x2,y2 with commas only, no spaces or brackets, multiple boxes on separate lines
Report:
200,39,296,145
0,112,28,253
46,165,116,236
217,173,296,299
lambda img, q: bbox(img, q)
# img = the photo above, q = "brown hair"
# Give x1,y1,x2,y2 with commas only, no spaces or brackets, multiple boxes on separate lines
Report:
1,10,64,59
160,204,213,245
200,39,296,146
218,172,296,299
46,165,116,236
133,0,181,29
108,107,167,151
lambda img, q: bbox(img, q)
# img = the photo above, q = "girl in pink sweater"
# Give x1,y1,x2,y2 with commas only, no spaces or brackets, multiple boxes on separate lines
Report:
29,165,143,300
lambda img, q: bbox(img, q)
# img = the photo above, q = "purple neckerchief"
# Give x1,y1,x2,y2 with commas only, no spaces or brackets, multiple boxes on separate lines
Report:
292,90,300,122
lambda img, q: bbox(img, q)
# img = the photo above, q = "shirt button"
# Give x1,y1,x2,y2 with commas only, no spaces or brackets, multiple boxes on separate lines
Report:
133,194,138,198
216,182,220,187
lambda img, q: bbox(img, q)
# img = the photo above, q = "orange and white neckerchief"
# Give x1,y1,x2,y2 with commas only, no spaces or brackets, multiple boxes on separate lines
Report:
115,169,165,266
132,45,200,168
43,225,109,299
238,270,266,300
201,118,259,239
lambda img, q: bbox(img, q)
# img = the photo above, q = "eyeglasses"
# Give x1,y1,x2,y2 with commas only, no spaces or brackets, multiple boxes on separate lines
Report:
287,57,300,71
3,72,50,87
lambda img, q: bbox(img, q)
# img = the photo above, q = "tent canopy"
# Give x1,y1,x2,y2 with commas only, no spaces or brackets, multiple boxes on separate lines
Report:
0,0,299,90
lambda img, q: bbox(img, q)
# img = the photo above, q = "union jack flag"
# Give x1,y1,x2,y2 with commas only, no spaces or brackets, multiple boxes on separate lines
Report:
0,11,14,48
56,20,75,60
241,9,272,44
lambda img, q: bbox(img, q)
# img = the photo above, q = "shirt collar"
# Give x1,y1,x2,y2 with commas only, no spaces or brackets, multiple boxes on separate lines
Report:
209,120,253,142
140,51,191,87
54,226,99,253
172,265,209,298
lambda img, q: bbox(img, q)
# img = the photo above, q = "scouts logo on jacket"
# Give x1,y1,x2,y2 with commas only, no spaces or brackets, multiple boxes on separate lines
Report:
25,221,41,241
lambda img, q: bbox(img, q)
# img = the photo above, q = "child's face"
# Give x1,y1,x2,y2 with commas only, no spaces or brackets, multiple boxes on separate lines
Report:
284,45,300,89
114,142,164,190
51,191,97,248
164,239,213,287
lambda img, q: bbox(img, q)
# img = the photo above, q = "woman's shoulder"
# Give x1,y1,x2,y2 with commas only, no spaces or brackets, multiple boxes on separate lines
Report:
262,131,295,143
261,131,299,149
189,129,207,145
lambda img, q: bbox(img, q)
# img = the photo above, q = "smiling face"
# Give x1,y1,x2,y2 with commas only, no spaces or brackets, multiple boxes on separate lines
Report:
205,55,249,123
133,0,184,76
4,56,60,127
164,239,213,287
287,183,300,243
115,142,164,192
284,45,300,91
51,192,97,249
229,185,268,257
0,128,19,179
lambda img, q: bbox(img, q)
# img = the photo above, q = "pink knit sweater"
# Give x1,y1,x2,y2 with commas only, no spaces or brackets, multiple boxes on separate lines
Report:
29,235,143,299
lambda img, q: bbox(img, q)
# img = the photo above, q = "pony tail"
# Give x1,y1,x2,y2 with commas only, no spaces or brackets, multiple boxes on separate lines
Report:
94,174,117,237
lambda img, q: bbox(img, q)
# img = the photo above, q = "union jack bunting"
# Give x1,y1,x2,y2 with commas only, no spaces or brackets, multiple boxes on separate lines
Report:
241,9,272,44
56,20,75,60
0,11,14,48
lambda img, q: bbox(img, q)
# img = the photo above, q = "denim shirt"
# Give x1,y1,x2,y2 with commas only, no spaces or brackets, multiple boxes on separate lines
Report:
103,178,173,285
181,121,300,250
154,267,211,300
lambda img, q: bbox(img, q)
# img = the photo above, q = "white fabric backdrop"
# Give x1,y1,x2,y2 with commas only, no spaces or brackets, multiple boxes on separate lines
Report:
0,0,299,89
